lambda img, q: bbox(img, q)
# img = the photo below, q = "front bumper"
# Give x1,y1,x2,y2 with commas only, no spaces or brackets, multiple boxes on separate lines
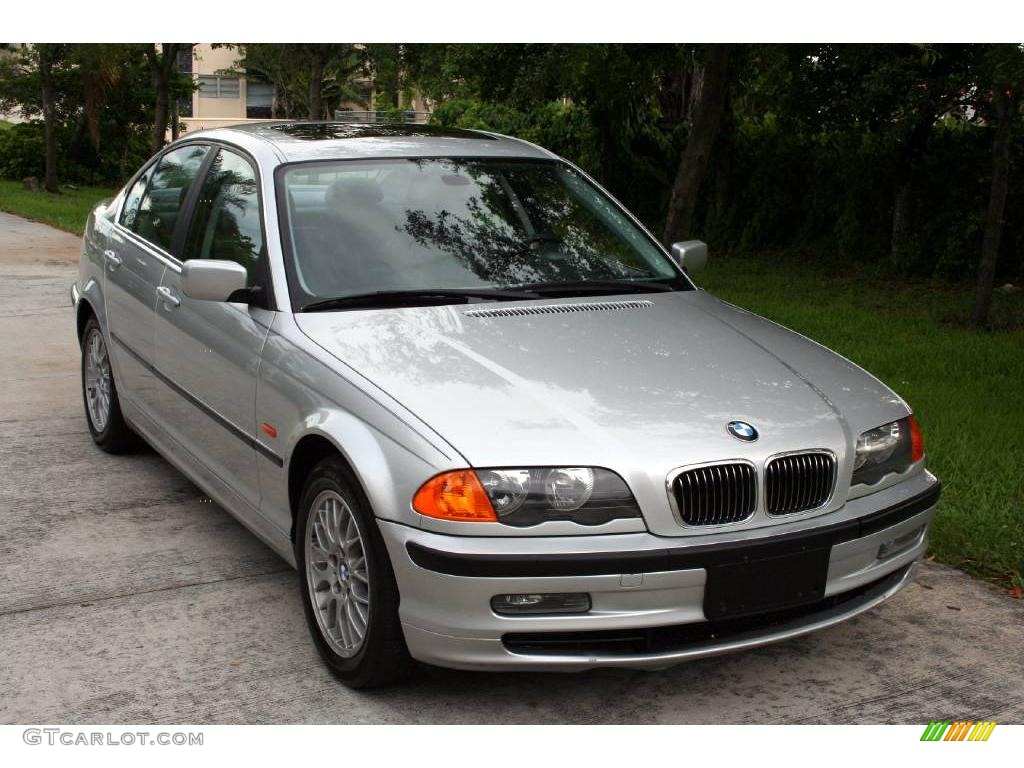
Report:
380,473,939,671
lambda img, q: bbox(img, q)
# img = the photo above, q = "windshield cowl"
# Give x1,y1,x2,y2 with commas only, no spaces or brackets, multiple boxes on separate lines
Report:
300,288,541,313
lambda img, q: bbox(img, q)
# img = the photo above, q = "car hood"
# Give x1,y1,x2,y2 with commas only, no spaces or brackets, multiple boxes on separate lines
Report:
295,290,908,536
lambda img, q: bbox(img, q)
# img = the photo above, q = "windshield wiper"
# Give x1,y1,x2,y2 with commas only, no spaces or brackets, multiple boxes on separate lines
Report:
300,288,540,312
516,279,677,297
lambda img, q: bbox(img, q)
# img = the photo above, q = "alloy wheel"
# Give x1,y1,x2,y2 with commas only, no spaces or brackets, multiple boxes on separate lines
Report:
84,327,112,432
304,490,371,657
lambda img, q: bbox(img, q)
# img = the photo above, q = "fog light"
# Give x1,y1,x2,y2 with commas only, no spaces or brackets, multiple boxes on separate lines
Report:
491,593,591,615
877,526,924,560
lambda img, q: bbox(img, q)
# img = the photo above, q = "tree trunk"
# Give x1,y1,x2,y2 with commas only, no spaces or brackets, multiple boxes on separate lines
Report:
890,114,935,262
148,43,179,153
662,45,733,245
308,55,324,120
890,182,911,259
38,45,59,194
712,96,734,231
971,92,1014,328
151,74,168,152
170,93,180,141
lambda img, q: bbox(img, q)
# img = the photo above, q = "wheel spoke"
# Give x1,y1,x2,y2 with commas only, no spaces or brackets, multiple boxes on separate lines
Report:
345,598,364,639
336,599,352,647
350,584,369,603
318,508,334,548
312,521,331,554
326,596,339,628
314,582,332,604
351,594,368,627
309,541,332,564
310,563,332,588
330,500,341,545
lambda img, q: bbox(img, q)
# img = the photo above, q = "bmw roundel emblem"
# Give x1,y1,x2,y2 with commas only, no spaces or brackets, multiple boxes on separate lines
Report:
727,420,758,442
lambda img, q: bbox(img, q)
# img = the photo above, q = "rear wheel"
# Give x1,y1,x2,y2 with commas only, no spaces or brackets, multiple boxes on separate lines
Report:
295,456,413,688
80,317,139,453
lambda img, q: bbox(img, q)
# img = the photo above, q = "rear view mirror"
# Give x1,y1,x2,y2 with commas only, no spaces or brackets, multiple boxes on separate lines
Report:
181,260,248,302
670,240,709,273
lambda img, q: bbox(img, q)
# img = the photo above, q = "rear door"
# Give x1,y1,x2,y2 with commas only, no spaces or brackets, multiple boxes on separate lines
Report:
153,146,275,507
106,145,210,411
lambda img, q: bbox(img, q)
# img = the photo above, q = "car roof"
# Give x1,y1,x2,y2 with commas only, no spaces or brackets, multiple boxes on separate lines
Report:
178,121,556,165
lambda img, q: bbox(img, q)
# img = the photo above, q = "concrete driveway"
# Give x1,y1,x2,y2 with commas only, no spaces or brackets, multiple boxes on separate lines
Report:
1,210,1021,724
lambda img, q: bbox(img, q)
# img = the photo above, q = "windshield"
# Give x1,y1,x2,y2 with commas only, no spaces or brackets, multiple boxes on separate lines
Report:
279,157,688,309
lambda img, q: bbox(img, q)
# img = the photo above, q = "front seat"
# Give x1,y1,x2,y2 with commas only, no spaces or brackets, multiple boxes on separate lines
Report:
307,177,403,293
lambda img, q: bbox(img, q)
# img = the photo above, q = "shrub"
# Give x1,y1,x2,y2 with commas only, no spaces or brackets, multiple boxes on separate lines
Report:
0,122,46,180
0,118,151,188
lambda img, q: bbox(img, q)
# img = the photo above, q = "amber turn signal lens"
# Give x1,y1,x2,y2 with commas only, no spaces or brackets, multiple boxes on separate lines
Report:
909,415,924,463
413,470,497,522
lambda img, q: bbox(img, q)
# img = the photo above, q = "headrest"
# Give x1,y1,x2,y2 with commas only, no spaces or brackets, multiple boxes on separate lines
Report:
325,178,384,209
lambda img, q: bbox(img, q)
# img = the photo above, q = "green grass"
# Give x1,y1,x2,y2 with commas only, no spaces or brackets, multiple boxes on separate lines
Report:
0,179,116,234
703,255,1024,591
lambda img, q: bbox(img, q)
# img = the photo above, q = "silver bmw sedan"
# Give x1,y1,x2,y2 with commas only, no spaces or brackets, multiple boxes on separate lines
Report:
72,122,940,688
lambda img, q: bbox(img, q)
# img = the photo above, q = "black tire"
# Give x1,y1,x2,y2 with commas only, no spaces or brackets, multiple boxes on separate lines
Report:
80,316,140,454
295,456,413,688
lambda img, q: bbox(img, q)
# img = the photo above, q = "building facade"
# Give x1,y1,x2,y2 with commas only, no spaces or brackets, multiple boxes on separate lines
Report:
178,44,429,136
177,45,274,135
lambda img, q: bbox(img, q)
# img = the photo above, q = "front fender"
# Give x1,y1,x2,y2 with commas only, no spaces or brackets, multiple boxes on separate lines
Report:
255,317,460,539
287,414,431,530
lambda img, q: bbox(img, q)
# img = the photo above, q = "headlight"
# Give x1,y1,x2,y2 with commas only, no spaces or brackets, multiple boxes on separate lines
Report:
543,468,595,511
852,415,924,486
477,469,531,515
413,467,640,526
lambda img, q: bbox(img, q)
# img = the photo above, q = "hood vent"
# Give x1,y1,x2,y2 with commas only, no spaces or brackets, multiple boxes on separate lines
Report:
464,299,654,319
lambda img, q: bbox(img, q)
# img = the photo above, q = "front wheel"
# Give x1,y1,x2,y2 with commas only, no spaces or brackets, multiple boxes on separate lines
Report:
80,317,139,453
295,456,413,688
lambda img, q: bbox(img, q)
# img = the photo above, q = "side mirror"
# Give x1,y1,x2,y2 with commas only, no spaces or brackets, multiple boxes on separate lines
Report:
181,259,248,302
670,240,708,273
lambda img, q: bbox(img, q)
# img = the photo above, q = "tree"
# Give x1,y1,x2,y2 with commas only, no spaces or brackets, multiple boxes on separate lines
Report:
73,44,123,152
0,43,156,186
223,43,296,118
365,44,404,109
890,52,962,260
791,45,974,262
144,43,190,153
307,45,327,120
971,45,1024,327
35,44,62,192
236,44,366,120
662,45,734,245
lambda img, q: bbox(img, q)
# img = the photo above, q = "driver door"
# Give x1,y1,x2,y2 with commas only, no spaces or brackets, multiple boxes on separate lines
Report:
153,147,274,508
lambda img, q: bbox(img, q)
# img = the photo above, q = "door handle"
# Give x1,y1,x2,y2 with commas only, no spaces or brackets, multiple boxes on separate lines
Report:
103,250,122,269
156,286,180,308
